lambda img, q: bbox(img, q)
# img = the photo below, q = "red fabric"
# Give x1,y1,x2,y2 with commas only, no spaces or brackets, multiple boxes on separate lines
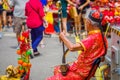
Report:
102,10,115,25
23,69,30,80
47,66,83,80
100,0,108,3
46,32,108,80
44,23,55,34
25,0,45,28
115,16,120,23
91,6,100,11
108,2,115,8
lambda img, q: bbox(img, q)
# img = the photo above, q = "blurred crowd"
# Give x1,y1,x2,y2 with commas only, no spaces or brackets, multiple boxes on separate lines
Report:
0,0,120,38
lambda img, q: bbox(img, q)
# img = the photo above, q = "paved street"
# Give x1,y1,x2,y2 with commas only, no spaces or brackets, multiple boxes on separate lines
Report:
0,27,111,80
0,27,78,80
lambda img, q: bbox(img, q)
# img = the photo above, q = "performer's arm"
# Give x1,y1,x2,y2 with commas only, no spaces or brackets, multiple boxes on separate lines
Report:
59,32,84,51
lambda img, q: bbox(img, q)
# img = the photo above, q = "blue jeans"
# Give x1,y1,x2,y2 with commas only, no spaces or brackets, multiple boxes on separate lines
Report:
31,25,45,52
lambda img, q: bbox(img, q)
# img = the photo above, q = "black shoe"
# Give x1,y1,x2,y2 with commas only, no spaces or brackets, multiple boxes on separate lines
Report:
33,52,40,56
30,54,34,59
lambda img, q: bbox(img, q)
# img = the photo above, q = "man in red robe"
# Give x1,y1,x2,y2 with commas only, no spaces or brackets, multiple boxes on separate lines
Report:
46,10,108,80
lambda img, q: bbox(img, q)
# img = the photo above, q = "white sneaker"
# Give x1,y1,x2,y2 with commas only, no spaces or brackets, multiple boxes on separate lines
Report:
39,44,45,48
3,26,8,32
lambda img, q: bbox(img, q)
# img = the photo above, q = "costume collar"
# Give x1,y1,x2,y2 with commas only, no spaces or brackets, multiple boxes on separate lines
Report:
88,30,101,35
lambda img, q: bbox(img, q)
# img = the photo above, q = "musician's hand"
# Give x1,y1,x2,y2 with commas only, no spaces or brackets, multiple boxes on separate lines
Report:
59,32,65,42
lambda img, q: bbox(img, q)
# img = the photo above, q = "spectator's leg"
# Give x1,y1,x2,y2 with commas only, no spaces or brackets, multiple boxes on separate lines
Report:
0,14,3,38
31,26,45,56
2,11,7,31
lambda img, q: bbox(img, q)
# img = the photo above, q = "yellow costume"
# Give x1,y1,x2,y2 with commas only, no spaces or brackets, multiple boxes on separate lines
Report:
2,0,10,10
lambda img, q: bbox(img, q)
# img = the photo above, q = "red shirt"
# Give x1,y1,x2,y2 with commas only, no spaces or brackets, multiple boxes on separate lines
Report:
25,0,45,28
47,31,108,80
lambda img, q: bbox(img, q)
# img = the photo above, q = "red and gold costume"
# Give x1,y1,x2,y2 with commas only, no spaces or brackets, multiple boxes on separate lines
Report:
46,30,108,80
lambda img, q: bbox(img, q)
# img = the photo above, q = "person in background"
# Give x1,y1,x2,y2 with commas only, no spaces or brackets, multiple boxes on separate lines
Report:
39,0,47,48
46,10,108,80
77,0,90,36
25,0,48,56
0,0,3,39
2,0,9,31
0,0,10,39
60,0,76,36
40,0,47,7
7,0,13,27
10,0,28,48
44,0,56,35
68,0,80,36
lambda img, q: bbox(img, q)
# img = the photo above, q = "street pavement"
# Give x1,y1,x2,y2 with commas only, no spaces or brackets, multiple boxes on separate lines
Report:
0,27,78,80
0,27,111,80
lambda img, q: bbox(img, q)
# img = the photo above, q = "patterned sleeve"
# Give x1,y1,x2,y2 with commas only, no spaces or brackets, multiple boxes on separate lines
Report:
80,35,95,52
